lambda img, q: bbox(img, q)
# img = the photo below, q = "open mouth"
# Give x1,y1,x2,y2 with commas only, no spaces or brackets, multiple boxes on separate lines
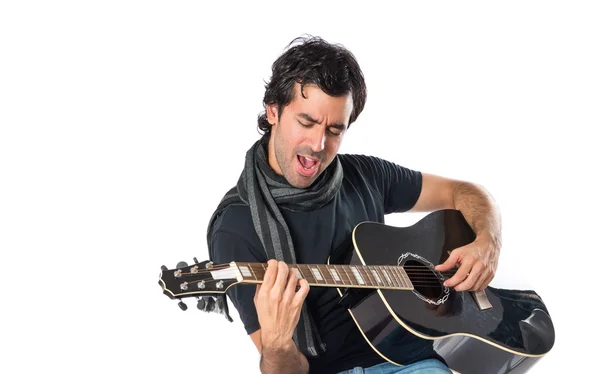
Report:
296,155,320,177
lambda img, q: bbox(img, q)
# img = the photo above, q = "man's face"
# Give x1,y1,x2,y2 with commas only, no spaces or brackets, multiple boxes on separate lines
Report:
266,83,353,188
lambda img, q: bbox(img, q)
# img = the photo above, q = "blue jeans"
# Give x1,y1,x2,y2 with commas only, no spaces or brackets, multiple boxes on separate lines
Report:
336,359,452,374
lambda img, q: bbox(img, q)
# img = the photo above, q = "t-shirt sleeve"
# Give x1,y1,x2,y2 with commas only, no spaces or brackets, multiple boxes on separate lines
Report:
346,154,422,214
210,229,263,335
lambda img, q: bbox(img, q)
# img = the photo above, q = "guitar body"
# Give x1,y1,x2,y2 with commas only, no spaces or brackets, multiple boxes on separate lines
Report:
329,209,555,374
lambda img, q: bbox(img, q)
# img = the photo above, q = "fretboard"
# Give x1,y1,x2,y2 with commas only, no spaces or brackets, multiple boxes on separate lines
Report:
234,262,414,290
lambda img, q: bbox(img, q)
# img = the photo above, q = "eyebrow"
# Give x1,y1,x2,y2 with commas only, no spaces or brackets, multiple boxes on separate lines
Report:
297,113,347,130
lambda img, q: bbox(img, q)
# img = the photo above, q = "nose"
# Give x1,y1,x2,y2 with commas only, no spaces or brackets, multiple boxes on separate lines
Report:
307,127,326,153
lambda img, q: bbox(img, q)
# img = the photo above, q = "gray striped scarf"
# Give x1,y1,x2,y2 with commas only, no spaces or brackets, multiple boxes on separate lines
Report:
206,135,343,357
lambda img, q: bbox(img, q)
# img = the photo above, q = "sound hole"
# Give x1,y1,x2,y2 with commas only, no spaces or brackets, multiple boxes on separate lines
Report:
404,260,443,300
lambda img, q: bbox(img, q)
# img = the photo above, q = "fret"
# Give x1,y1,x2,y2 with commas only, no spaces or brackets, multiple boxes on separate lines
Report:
332,265,343,284
351,266,362,286
247,263,258,280
307,265,319,284
309,265,324,283
401,267,412,288
391,266,407,288
397,267,411,288
237,264,253,279
396,266,408,288
369,266,383,286
295,265,307,280
327,266,342,284
252,264,265,280
291,266,302,280
379,266,392,287
349,266,366,285
259,263,267,280
298,264,316,284
385,266,401,288
249,263,264,279
379,267,394,287
335,265,349,285
375,266,392,287
360,265,374,287
365,266,377,286
316,265,331,284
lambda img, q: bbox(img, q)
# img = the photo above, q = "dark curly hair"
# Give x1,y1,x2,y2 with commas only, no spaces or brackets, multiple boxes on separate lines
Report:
257,35,367,135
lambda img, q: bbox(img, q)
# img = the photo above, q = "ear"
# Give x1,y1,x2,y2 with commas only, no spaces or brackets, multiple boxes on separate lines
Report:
266,104,279,125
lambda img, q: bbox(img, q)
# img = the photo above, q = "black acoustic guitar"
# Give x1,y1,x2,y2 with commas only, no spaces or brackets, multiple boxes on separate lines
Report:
158,209,555,374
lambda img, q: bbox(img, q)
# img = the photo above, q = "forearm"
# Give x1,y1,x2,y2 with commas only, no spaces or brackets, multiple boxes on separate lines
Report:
260,340,309,374
452,182,502,247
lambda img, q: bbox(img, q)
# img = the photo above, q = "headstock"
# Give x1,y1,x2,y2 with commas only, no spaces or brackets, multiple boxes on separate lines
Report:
158,257,241,316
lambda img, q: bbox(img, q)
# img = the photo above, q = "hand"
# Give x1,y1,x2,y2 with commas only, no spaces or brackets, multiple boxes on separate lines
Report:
434,235,500,292
254,259,310,350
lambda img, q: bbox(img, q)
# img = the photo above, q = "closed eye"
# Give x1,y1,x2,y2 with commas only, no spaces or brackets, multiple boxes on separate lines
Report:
328,124,346,136
297,117,344,136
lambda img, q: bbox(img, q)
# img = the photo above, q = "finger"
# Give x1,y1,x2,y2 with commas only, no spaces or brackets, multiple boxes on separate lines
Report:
282,267,300,303
472,268,490,291
479,272,495,291
292,278,310,307
272,261,289,294
443,258,473,288
435,249,462,272
262,259,278,289
455,262,484,292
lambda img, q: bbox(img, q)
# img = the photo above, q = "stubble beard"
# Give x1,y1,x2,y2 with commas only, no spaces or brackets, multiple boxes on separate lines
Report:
273,130,317,189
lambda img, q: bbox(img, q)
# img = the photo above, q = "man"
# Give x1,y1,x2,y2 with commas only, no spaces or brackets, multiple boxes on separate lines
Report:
207,35,501,374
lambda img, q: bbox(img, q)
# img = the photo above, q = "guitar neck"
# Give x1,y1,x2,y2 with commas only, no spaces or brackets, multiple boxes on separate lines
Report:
230,262,414,290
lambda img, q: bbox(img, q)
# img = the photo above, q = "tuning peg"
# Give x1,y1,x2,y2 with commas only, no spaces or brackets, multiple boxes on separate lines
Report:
205,297,215,312
178,300,188,311
195,296,234,322
161,265,168,271
176,261,188,269
193,257,199,264
197,296,216,312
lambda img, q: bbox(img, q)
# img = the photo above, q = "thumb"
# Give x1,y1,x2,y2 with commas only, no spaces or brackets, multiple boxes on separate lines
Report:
435,250,460,272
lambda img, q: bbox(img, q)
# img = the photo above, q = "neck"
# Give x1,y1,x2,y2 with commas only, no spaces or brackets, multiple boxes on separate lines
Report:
266,133,283,176
224,262,414,290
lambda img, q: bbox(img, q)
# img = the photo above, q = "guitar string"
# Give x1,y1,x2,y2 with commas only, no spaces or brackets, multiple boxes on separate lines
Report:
178,278,456,288
171,264,462,276
171,268,462,287
172,264,460,274
174,268,460,282
183,278,449,285
178,281,460,290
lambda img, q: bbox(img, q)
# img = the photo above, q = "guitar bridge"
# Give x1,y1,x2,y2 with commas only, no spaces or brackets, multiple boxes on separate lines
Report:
471,290,493,310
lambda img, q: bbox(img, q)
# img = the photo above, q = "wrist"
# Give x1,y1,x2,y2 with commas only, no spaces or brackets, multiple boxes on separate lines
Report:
261,334,296,352
476,230,501,249
259,338,308,374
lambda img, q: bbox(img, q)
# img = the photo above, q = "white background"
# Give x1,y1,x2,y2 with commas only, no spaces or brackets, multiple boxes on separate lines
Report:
1,1,598,373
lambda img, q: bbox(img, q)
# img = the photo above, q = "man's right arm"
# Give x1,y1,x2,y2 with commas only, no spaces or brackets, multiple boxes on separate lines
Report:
250,260,310,374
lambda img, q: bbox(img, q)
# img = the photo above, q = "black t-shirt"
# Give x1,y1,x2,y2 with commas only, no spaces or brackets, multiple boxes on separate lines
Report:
210,154,423,374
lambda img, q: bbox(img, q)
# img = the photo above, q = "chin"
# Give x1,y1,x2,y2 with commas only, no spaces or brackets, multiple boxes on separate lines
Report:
285,170,317,189
289,177,313,189
298,172,323,188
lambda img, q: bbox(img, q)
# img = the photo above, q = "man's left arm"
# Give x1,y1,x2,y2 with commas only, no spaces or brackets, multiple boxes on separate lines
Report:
408,172,502,292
